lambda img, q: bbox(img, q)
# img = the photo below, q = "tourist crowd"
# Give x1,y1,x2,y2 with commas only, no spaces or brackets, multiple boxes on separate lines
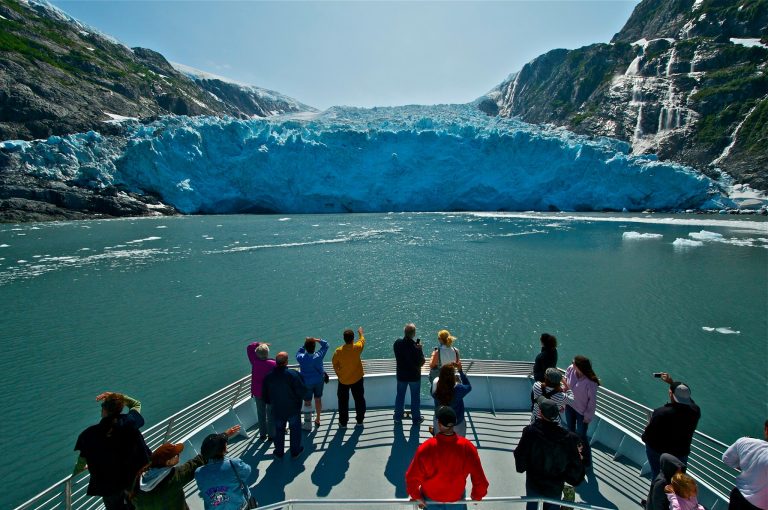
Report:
71,328,767,510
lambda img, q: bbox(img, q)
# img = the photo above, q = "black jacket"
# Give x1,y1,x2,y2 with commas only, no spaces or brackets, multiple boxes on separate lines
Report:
393,337,425,382
642,401,701,458
646,454,686,510
263,366,308,420
514,419,585,493
532,347,558,383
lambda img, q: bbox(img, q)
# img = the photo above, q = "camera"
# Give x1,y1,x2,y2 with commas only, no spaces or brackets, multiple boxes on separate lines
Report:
653,372,662,378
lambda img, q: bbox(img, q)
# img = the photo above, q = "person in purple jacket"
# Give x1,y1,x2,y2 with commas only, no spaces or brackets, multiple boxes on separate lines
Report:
247,341,276,441
565,355,600,467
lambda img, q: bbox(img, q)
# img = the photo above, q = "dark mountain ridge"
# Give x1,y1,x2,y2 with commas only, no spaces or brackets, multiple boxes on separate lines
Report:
484,0,768,190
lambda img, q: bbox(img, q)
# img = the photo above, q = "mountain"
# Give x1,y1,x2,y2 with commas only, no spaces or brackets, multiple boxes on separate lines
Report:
0,0,314,141
482,0,768,190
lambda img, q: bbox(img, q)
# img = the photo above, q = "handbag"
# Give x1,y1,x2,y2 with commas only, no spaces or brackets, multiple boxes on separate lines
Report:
230,459,258,509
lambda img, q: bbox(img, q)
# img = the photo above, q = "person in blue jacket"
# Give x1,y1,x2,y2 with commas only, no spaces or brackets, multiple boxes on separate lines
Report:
194,427,252,510
431,362,472,437
296,336,329,429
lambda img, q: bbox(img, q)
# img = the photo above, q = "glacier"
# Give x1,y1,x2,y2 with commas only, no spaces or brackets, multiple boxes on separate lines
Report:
10,104,733,214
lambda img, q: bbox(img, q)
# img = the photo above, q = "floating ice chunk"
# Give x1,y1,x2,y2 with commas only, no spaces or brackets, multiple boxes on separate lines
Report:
195,295,202,298
156,225,167,229
623,231,663,240
0,244,9,248
730,38,768,50
673,238,703,247
689,230,723,241
278,218,291,221
125,236,162,244
17,260,28,263
702,326,741,335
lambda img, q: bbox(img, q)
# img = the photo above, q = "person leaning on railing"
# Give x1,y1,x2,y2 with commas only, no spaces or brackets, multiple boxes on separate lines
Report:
722,419,768,510
73,392,151,510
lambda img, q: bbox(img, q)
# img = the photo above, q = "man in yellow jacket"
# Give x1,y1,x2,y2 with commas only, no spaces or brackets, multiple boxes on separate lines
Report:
332,326,366,427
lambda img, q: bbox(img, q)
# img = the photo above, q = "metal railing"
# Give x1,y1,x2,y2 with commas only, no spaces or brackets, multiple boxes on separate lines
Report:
13,359,735,510
593,384,736,499
254,496,614,510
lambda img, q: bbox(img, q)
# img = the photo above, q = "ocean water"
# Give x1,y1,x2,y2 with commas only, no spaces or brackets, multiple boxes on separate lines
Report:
1,211,766,507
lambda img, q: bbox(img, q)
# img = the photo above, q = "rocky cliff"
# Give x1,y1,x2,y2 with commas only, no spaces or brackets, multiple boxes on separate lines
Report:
0,0,315,220
484,0,768,190
0,0,314,141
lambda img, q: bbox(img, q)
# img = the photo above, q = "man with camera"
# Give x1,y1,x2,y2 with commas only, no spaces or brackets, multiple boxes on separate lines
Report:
393,322,426,425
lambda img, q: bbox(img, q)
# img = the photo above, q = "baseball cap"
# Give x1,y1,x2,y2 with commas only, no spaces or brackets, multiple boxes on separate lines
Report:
671,382,693,405
536,395,560,421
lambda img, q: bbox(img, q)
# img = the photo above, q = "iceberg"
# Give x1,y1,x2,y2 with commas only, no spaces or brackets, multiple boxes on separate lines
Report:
10,104,733,214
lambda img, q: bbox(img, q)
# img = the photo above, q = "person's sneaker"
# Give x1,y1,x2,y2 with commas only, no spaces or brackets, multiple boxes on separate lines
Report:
339,423,347,428
302,421,312,431
355,422,364,428
639,499,647,508
259,434,267,441
291,446,305,459
413,416,424,425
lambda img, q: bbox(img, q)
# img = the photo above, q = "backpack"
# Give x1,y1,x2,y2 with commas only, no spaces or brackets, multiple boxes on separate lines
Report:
429,346,458,382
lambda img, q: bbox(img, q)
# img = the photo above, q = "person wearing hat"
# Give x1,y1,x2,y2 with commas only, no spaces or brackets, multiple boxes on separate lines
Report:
405,406,489,508
194,426,252,510
530,367,573,427
641,372,701,480
514,396,586,510
73,392,151,510
133,431,229,510
246,340,276,441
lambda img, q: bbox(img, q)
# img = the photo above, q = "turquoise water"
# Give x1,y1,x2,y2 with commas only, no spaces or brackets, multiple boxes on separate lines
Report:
1,212,766,507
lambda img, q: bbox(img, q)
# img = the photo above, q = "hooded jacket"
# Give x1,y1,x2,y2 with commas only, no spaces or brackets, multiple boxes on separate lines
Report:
133,454,205,510
646,453,686,510
514,418,585,493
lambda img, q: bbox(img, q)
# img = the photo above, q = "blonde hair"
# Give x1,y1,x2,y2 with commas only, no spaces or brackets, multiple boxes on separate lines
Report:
670,472,698,499
438,330,456,347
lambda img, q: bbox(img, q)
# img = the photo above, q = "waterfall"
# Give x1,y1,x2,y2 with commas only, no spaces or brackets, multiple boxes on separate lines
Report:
625,55,642,76
712,96,767,166
634,104,644,139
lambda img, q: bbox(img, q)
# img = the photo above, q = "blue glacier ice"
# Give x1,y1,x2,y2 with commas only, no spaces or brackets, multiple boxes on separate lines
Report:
12,104,733,213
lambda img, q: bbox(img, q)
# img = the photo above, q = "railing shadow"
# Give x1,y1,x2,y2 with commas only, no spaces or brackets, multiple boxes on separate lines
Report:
311,425,364,496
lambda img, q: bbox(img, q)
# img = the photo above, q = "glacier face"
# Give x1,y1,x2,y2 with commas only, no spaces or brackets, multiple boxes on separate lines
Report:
14,104,732,214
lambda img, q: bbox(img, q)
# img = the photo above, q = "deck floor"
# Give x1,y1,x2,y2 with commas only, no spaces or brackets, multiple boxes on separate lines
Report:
186,409,649,509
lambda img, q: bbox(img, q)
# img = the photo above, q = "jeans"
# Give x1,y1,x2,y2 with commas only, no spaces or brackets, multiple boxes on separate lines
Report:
102,491,132,510
273,413,302,456
254,396,275,438
525,478,563,510
565,406,591,465
337,377,366,425
394,380,422,422
645,445,687,481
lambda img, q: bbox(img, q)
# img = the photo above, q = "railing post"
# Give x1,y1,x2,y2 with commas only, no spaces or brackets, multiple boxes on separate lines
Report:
537,500,544,510
163,416,176,443
486,376,496,415
64,477,72,510
229,380,245,410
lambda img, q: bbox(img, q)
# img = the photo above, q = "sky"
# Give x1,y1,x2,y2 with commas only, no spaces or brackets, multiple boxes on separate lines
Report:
49,0,640,110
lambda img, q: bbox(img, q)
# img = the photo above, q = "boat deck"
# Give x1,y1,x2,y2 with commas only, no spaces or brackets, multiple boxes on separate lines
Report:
185,408,649,509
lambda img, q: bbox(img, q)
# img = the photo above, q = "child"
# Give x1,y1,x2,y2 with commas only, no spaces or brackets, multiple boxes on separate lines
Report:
665,472,705,510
